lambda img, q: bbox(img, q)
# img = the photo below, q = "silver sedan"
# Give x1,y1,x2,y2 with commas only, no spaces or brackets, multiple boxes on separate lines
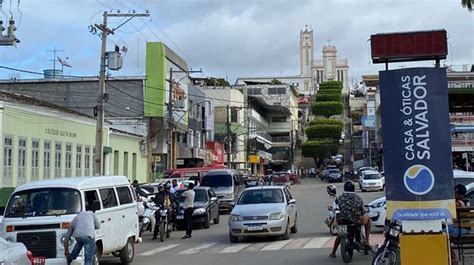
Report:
228,186,298,243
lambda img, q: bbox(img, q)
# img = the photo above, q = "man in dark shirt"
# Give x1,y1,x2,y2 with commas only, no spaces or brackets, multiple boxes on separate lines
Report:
329,181,371,258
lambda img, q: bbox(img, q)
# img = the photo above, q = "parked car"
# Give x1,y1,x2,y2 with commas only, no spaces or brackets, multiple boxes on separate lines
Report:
367,196,387,228
200,169,245,211
228,186,298,243
359,170,385,191
327,169,342,183
175,187,220,229
0,238,32,265
1,176,140,264
272,172,290,185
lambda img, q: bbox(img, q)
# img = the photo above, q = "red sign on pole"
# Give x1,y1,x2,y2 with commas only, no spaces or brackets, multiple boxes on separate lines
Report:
371,30,447,63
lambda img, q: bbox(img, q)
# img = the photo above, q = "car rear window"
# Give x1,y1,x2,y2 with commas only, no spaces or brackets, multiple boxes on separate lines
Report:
364,174,381,180
201,175,232,187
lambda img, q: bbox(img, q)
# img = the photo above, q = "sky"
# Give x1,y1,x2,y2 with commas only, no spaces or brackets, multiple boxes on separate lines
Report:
0,0,473,85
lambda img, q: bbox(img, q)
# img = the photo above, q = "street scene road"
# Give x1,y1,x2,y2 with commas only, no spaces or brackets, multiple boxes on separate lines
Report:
98,179,385,265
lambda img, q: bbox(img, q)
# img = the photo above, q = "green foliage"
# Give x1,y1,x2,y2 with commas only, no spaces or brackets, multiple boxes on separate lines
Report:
311,101,343,118
351,112,362,124
205,77,230,86
318,89,341,95
270,79,283,85
461,0,473,11
316,93,341,102
319,81,343,90
302,139,339,158
309,118,343,128
306,124,342,140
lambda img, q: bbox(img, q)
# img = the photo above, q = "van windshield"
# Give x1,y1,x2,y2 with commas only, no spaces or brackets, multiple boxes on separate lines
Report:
5,188,82,217
201,175,232,187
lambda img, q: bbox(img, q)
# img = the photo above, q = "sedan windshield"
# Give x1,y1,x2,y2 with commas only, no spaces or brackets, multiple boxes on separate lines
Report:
201,175,232,187
175,190,207,203
238,189,284,204
364,174,381,180
5,188,81,217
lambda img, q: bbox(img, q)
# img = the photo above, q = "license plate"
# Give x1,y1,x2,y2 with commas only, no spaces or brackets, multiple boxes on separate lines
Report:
338,225,347,234
177,215,184,220
247,226,263,231
32,257,46,265
369,183,376,186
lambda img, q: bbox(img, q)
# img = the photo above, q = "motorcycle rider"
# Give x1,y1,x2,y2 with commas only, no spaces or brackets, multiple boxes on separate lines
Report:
329,181,372,258
152,184,174,240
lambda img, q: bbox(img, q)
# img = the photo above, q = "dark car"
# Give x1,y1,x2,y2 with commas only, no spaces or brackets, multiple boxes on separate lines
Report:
175,187,220,229
327,169,342,182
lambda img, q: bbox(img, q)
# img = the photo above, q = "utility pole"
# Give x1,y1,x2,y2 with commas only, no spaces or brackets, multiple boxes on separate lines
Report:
166,68,202,170
93,11,149,175
0,1,20,47
226,105,232,169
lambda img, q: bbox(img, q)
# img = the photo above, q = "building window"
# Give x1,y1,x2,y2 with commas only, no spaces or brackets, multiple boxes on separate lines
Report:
3,136,13,186
317,70,324,84
268,87,286,95
196,131,201,148
44,141,51,179
76,145,82,176
123,151,129,177
18,138,27,184
368,95,375,101
55,142,62,178
65,144,72,176
337,69,344,82
248,88,262,95
188,129,194,147
231,108,238,122
92,147,96,175
32,140,39,180
272,116,287,122
85,146,91,176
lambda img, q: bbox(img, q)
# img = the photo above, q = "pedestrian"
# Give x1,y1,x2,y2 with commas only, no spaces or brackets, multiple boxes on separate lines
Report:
181,182,195,239
132,179,140,196
64,200,100,265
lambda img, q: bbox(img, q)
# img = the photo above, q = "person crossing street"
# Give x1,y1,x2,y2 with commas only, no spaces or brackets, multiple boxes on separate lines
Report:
181,182,195,239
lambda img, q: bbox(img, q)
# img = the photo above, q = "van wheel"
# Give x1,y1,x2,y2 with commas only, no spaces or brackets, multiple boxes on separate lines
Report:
94,244,102,265
119,237,134,264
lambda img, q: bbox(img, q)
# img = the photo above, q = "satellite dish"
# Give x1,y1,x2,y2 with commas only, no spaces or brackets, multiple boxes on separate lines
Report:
58,56,72,68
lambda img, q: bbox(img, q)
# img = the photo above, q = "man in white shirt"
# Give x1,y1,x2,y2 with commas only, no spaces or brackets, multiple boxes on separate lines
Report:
181,183,195,239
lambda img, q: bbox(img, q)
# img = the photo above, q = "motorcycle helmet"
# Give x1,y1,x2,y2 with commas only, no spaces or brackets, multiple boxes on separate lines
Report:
343,181,355,192
158,184,165,192
164,182,172,191
326,185,337,196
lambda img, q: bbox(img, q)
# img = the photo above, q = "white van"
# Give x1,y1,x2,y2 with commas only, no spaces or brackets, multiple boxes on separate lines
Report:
0,176,140,264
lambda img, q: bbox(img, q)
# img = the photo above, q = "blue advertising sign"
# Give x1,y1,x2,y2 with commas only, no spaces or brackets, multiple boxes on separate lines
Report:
379,67,456,220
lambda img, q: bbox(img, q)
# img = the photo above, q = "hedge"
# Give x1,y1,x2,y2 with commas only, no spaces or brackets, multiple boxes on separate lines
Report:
309,118,343,128
305,124,342,140
319,81,343,90
311,101,343,118
302,139,339,158
316,93,341,102
317,89,341,95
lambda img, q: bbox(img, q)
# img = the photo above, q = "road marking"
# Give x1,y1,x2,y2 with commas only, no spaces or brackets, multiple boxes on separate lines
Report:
140,244,180,256
242,242,268,252
219,243,252,253
261,239,293,251
284,238,312,249
179,242,217,255
302,237,332,249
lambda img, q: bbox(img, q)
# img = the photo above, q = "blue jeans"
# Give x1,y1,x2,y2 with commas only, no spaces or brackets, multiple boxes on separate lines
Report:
447,225,470,237
70,236,96,265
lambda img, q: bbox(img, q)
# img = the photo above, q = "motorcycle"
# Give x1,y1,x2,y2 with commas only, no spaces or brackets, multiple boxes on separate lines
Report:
372,220,401,265
324,189,340,235
139,202,159,237
339,217,372,263
156,206,174,242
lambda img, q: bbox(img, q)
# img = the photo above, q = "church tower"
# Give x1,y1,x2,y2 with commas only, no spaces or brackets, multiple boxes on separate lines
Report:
300,25,314,77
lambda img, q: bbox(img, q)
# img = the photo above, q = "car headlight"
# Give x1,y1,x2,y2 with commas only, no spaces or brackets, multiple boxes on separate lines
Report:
224,193,234,199
229,214,242,222
371,201,386,208
193,208,206,215
269,212,284,220
389,227,400,237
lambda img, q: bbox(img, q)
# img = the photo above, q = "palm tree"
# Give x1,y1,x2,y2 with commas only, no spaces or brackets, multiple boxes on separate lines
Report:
462,0,473,11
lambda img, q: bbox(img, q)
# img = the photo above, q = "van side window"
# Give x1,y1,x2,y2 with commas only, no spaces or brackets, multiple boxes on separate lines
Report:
171,173,181,179
233,175,241,186
116,186,133,205
129,186,137,201
99,188,118,209
85,190,100,211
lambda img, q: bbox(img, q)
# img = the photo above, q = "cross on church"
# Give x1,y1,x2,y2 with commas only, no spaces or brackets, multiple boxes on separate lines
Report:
327,39,332,46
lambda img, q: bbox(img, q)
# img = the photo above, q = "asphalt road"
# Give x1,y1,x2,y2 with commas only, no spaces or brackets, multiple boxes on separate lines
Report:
100,178,385,265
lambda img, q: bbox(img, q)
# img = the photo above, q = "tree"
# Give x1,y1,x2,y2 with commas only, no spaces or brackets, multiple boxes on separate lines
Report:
302,139,339,165
309,118,343,128
319,81,343,90
316,93,341,102
462,0,473,11
311,101,343,118
270,79,283,85
306,125,342,140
